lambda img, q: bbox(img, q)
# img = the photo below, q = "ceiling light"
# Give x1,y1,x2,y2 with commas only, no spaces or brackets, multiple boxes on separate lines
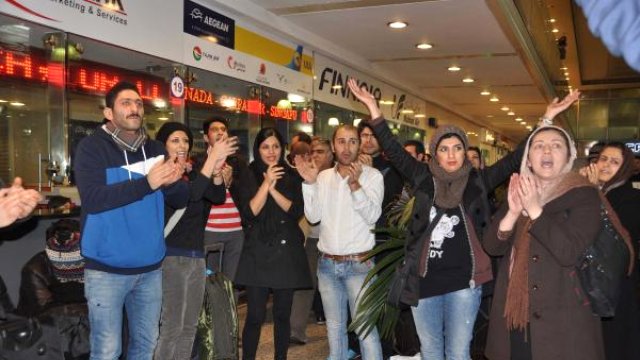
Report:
448,65,461,72
549,18,556,23
507,111,515,116
521,122,527,126
0,99,7,103
328,117,340,126
158,117,169,121
486,115,494,118
560,67,568,70
220,96,237,108
501,106,510,111
415,114,426,118
489,96,499,102
564,72,569,76
353,118,362,127
416,43,433,50
462,77,474,83
480,90,491,96
331,85,342,90
10,102,25,107
287,93,306,103
401,109,414,114
388,21,408,29
552,28,559,33
515,117,523,122
379,100,394,105
152,98,167,108
526,126,532,130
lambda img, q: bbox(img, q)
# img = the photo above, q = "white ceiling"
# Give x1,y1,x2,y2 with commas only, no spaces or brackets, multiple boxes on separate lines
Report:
243,0,549,141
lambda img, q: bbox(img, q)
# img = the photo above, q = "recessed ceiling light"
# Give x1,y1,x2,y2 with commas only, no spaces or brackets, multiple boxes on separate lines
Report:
489,96,499,102
415,114,426,118
526,126,532,130
480,90,491,96
416,43,433,50
507,111,515,116
486,115,494,118
549,18,556,23
462,77,474,83
564,72,569,76
501,106,510,111
448,65,461,72
10,102,25,107
331,85,342,90
379,100,395,105
388,21,408,29
515,117,523,122
0,99,7,103
521,122,527,126
401,109,414,114
560,66,568,70
158,117,169,121
552,28,559,33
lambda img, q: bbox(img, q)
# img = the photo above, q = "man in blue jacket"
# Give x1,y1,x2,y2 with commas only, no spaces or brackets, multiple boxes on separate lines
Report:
74,81,188,360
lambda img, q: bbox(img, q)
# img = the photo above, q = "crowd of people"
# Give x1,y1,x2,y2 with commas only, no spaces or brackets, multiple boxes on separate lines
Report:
1,79,639,360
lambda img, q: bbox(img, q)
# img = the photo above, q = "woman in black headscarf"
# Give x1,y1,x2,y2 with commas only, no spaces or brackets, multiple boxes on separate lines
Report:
234,127,312,360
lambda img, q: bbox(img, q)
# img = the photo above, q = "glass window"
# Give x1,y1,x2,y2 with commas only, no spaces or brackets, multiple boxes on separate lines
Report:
0,15,65,187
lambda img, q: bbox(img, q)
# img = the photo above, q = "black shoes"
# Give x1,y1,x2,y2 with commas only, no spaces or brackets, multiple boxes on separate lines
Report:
289,336,307,345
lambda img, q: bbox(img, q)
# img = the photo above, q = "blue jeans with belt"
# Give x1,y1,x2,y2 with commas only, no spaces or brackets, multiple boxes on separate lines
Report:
84,268,162,360
411,286,482,360
317,256,382,360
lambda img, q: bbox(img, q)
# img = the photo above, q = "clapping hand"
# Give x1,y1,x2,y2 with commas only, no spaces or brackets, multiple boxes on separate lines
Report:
518,173,543,219
578,163,599,185
264,164,284,190
346,161,363,191
0,177,42,228
506,174,524,216
294,154,319,184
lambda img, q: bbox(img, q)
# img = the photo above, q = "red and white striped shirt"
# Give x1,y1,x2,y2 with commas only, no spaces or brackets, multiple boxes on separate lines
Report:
205,189,242,232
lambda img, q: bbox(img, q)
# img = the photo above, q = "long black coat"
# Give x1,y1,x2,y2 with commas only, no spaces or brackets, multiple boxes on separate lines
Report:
233,163,312,289
601,181,640,360
369,117,524,305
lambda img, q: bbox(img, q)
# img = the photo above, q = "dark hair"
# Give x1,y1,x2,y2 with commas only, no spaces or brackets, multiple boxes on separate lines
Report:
404,140,425,155
156,122,194,151
357,121,375,137
467,146,481,157
332,124,359,143
253,127,286,165
292,132,312,145
105,81,139,109
202,116,229,134
312,136,331,147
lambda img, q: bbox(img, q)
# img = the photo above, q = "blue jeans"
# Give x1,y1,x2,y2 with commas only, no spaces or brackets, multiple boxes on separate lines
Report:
411,286,482,360
85,268,162,360
317,256,382,360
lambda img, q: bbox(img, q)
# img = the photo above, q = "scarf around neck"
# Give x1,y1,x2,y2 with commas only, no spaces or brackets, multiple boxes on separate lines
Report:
428,159,472,209
104,121,147,152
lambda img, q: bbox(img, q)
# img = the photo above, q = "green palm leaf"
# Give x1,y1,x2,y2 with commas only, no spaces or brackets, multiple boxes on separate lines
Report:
349,192,416,340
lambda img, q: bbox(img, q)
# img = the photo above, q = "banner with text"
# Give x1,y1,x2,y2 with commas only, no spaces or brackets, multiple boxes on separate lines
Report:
314,53,426,127
0,0,184,63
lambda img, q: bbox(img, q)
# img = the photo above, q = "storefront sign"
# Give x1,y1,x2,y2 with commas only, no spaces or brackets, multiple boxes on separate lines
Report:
184,86,213,105
626,142,640,154
183,0,234,49
1,0,183,63
170,76,185,98
313,53,426,126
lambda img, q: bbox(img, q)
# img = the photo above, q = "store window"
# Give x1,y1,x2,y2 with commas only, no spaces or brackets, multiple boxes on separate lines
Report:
313,101,366,140
261,87,313,146
64,34,183,183
0,14,64,187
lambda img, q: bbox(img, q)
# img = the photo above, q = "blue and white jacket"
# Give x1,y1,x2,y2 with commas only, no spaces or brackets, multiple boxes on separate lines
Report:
74,126,188,274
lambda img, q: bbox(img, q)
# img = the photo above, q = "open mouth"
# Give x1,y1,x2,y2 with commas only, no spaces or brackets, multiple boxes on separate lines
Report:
540,159,554,168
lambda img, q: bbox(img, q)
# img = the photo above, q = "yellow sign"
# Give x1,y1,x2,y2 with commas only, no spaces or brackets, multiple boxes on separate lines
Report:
235,26,313,76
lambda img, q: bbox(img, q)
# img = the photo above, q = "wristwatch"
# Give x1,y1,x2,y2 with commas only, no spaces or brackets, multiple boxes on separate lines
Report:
539,116,553,126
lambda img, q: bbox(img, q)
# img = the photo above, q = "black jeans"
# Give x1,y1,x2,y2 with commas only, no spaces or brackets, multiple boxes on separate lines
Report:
242,286,294,360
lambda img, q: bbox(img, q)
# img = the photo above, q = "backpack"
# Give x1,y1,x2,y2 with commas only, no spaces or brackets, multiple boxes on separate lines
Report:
196,272,238,360
575,195,634,317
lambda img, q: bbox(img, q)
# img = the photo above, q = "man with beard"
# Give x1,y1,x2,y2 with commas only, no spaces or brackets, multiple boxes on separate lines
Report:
295,125,383,360
74,81,188,359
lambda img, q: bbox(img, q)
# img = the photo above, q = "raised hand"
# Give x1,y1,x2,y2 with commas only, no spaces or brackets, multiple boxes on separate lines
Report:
542,89,581,122
203,136,238,177
357,153,373,167
221,164,233,188
518,173,543,219
0,177,42,227
294,154,319,184
347,78,383,119
346,161,363,191
148,154,184,190
263,164,284,190
578,163,599,185
506,174,524,216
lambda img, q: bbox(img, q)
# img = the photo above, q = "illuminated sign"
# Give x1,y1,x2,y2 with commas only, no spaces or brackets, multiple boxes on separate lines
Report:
0,48,301,120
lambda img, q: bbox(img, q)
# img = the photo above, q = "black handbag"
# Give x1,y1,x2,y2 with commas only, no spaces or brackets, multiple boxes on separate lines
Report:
387,210,444,308
576,200,632,317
